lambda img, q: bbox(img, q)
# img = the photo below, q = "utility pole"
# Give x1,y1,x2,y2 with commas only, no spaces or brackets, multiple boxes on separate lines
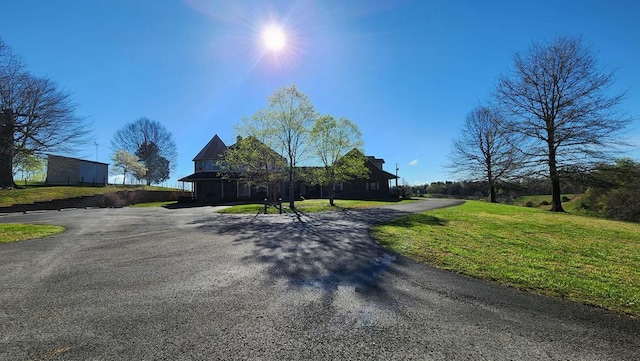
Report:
94,142,99,185
395,163,399,199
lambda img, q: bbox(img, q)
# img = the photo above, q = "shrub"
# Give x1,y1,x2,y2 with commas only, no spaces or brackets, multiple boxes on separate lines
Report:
580,159,640,222
604,185,640,222
561,195,570,202
539,200,550,206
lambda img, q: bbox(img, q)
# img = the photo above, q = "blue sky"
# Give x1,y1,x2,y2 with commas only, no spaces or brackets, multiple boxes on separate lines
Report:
1,0,639,186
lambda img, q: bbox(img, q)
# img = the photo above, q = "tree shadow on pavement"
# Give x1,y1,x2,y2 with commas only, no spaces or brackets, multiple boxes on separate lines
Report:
192,207,420,303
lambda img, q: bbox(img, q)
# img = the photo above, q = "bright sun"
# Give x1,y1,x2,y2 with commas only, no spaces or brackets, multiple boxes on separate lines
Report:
262,25,286,52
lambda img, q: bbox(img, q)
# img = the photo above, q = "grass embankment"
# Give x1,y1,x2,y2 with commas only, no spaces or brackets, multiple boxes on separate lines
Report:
217,199,415,214
0,224,65,243
514,194,582,211
372,200,640,317
0,185,177,207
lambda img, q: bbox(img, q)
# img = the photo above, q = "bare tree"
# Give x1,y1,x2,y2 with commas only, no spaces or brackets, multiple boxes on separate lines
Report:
238,85,316,209
309,115,369,206
448,105,522,203
111,117,177,186
0,38,91,188
495,36,630,212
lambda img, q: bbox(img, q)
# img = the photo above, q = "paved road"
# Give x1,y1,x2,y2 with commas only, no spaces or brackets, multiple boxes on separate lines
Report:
0,199,638,360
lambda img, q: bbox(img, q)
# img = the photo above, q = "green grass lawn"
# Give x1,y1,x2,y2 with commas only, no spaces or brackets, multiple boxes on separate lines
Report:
514,194,582,211
372,200,640,317
129,201,179,208
0,223,65,243
0,185,178,207
217,198,415,214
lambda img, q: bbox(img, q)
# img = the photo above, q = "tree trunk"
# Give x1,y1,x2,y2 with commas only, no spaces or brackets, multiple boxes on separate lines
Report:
0,110,16,189
487,168,497,203
288,166,295,209
548,146,565,212
330,181,335,206
550,172,564,212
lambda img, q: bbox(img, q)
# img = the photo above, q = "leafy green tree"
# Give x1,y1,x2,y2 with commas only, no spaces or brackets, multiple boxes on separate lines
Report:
135,142,170,185
308,115,369,205
146,156,170,185
111,150,146,185
218,136,287,201
495,36,630,212
237,85,316,209
13,153,44,185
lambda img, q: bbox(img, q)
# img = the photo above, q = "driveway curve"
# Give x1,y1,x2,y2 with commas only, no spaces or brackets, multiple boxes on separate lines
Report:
0,199,638,360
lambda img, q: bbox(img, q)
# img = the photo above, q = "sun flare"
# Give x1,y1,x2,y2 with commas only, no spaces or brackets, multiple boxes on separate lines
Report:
262,25,286,52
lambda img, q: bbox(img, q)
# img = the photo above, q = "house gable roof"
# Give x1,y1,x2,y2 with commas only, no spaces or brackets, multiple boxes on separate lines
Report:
367,156,385,170
341,148,397,180
228,136,286,162
192,134,227,161
367,162,398,180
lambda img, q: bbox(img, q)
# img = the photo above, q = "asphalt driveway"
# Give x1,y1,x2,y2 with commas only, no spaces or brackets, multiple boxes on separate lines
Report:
0,199,638,360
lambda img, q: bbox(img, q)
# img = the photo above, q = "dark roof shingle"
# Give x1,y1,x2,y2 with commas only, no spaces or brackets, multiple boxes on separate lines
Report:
192,134,227,161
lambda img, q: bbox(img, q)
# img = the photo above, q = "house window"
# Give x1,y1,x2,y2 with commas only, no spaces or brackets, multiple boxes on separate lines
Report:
333,182,343,191
367,182,379,191
239,182,251,197
204,160,213,171
196,161,203,171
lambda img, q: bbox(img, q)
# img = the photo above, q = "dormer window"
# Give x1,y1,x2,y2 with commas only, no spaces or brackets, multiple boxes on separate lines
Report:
196,161,203,171
204,160,213,171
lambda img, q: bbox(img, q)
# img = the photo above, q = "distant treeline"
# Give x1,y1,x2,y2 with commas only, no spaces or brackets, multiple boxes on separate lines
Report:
404,159,640,223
